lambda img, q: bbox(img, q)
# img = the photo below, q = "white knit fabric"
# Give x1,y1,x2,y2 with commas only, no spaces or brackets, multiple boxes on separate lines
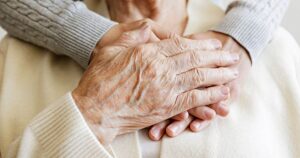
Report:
1,0,299,158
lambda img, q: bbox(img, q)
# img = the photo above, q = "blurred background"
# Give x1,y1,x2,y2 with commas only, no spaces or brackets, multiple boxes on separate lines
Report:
283,0,300,43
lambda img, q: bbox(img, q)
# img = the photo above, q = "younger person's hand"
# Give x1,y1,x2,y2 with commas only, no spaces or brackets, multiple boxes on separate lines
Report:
106,0,188,35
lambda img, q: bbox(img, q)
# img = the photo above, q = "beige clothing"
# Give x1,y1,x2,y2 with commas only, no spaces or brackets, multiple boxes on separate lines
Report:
1,0,300,158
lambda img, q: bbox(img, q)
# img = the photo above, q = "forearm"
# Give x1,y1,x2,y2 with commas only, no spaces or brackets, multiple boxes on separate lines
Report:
212,0,289,63
0,0,116,68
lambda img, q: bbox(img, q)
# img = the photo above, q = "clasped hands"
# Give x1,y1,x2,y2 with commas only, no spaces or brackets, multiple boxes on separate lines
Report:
72,0,251,144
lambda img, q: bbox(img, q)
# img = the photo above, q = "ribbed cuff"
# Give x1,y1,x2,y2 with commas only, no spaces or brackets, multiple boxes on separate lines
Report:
57,3,116,68
212,7,273,63
29,93,112,158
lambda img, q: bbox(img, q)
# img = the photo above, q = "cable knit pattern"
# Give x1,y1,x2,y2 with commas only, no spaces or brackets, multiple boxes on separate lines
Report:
0,0,116,68
212,0,289,63
0,0,289,66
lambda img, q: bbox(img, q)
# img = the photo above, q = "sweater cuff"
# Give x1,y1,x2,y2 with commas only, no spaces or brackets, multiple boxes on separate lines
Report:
57,3,116,68
212,7,272,63
29,93,111,158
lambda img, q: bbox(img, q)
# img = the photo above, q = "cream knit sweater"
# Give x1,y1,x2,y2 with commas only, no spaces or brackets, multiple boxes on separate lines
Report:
0,0,295,158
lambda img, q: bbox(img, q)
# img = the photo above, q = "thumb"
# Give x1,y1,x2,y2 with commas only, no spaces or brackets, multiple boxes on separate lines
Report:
187,33,211,40
114,24,152,48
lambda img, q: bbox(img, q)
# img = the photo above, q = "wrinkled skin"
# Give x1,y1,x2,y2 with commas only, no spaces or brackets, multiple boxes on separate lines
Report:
72,25,240,144
103,0,252,140
104,0,238,140
190,31,252,103
106,0,188,35
96,19,169,51
148,31,251,140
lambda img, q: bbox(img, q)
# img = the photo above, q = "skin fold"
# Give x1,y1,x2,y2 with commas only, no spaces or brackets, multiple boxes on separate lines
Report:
104,0,251,140
72,23,240,144
149,32,251,139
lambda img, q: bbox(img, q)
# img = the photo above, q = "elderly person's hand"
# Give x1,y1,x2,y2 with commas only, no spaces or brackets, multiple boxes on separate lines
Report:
93,19,171,63
72,24,240,144
149,31,251,140
105,0,188,35
190,31,252,102
96,19,160,49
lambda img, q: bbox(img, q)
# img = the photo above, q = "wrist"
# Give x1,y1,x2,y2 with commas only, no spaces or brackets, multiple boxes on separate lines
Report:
208,31,251,63
90,24,122,63
97,24,123,48
72,90,118,144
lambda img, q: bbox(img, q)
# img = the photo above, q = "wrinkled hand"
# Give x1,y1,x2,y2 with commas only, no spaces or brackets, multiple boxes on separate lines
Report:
94,19,171,62
106,0,188,34
149,31,251,140
72,25,240,144
190,31,251,103
97,19,163,50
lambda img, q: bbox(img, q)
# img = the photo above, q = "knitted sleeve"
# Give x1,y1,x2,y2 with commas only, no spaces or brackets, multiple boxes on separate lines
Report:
212,0,289,62
0,0,116,68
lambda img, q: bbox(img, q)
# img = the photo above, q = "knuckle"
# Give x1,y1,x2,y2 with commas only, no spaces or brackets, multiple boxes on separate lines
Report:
217,54,227,66
172,36,181,46
99,47,117,56
122,31,131,38
133,45,145,54
189,90,199,105
133,45,148,64
219,52,232,65
218,68,228,79
191,51,203,66
100,46,114,53
206,39,221,50
176,75,185,87
198,40,211,50
142,18,153,25
207,89,216,102
190,50,199,63
144,60,160,78
202,41,211,49
195,69,206,83
121,31,134,41
172,36,187,50
168,32,179,39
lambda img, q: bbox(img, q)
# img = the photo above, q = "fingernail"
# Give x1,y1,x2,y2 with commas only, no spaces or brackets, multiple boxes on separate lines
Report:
183,112,189,119
204,110,215,120
151,128,160,140
169,126,178,136
193,122,201,130
218,104,229,116
232,54,240,62
221,87,230,95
